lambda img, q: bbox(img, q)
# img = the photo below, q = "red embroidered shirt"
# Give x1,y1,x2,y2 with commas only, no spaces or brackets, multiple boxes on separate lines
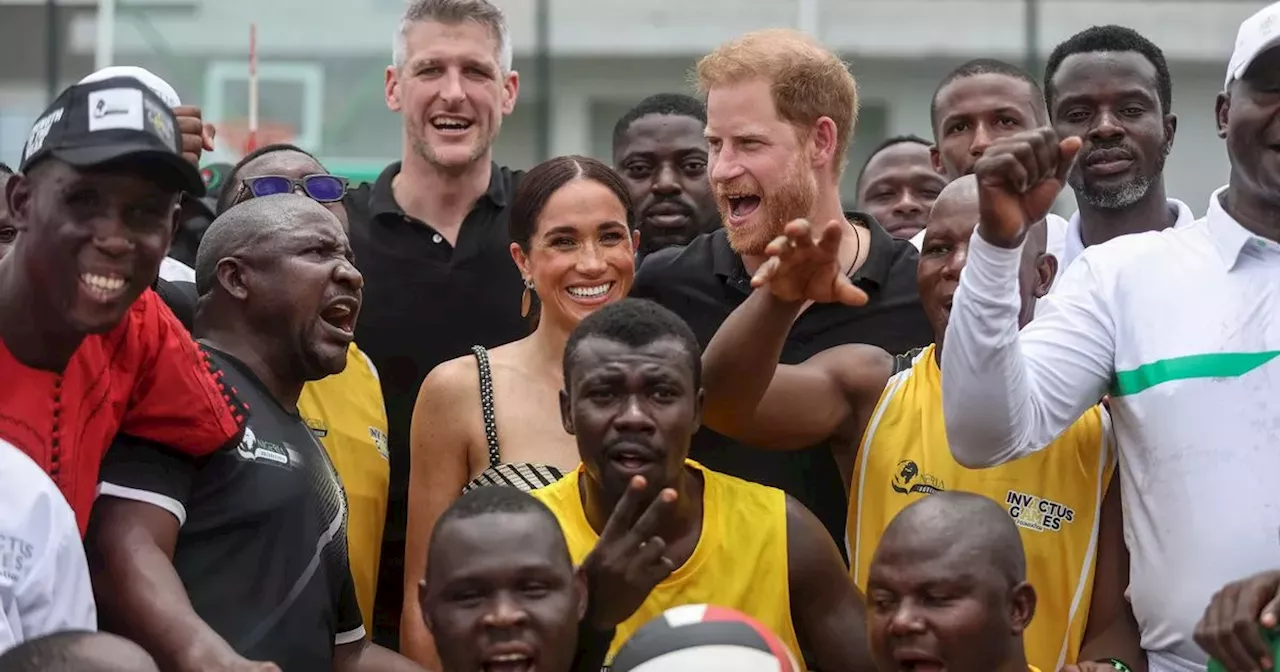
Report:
0,288,245,533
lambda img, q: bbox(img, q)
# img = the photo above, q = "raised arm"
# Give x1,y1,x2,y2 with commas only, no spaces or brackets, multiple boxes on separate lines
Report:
702,287,892,450
942,128,1116,468
400,360,480,670
88,438,276,671
785,496,875,672
702,218,888,450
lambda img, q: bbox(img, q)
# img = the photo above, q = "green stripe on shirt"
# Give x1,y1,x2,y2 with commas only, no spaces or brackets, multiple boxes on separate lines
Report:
1111,351,1280,396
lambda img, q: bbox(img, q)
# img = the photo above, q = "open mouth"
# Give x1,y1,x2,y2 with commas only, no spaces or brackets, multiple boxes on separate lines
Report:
319,296,359,338
727,195,761,221
79,272,128,303
566,281,614,303
482,653,533,672
431,115,474,135
482,643,536,672
608,444,655,472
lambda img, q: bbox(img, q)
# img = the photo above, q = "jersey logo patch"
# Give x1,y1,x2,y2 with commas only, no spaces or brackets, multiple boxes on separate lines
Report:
235,426,299,469
0,534,35,583
1005,490,1076,532
891,460,945,495
369,427,388,460
305,417,328,439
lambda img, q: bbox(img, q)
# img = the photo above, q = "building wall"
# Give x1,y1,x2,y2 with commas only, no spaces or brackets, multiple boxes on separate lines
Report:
0,0,1260,214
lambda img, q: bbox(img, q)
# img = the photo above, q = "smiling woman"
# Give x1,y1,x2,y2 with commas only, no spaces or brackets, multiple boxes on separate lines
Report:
400,155,638,668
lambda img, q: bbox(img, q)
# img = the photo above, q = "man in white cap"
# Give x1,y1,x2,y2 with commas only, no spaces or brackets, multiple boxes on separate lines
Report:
79,66,215,284
934,2,1280,670
0,438,96,654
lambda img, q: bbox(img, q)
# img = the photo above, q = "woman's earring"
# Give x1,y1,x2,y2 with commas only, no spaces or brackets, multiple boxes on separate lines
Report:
520,277,535,318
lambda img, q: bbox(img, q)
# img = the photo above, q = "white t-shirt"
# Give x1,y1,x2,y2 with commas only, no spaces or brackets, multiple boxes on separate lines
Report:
159,257,196,284
0,439,97,654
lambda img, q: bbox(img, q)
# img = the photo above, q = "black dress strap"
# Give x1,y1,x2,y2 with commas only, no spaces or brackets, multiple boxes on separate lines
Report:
470,345,501,469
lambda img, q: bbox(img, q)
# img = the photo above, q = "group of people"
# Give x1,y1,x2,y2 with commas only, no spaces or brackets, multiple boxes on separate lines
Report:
1,0,1279,671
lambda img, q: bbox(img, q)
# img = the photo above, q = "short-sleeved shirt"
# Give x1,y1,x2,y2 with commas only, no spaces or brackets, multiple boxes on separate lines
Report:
0,288,244,534
631,215,932,548
345,161,527,645
97,345,364,669
0,439,96,654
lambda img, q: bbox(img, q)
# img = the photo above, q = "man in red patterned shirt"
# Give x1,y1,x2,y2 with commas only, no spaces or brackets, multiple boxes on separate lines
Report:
0,75,244,533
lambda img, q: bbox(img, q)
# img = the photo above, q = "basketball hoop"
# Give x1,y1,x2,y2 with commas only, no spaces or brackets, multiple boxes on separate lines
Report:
215,119,297,158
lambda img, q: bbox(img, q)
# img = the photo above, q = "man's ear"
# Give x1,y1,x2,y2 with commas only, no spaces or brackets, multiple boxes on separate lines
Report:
7,173,33,230
418,579,433,631
1009,581,1037,636
1034,252,1057,299
560,389,575,435
216,257,251,301
1215,91,1230,139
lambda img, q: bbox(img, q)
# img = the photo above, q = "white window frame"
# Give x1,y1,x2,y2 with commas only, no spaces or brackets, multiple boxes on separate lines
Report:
202,61,324,160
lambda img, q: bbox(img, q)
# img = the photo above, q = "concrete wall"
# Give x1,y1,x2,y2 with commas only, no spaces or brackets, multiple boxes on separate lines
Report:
0,0,1259,213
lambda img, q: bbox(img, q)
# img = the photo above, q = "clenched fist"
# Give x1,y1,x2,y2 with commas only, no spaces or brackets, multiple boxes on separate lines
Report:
974,128,1081,249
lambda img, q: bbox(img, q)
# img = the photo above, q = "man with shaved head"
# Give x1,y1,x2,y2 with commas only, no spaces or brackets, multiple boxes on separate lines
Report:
88,195,423,672
867,492,1037,672
699,179,1142,671
0,631,160,672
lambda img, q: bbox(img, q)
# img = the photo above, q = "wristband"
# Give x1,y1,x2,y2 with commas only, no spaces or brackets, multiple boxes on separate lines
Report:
1095,658,1132,671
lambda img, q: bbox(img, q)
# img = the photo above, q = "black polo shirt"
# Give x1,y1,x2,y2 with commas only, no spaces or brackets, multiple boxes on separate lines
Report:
631,214,932,550
97,346,365,670
344,161,527,647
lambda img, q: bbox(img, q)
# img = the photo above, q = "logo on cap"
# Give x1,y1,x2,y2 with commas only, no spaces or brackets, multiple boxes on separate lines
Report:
23,107,64,162
87,88,144,133
144,98,175,147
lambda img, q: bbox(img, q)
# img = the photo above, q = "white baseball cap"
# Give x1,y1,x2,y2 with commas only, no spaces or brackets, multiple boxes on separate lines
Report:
1225,2,1280,88
78,66,182,109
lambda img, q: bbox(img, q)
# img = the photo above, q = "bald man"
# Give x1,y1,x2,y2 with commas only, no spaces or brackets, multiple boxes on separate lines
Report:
867,492,1036,672
88,195,423,672
0,631,159,672
699,178,1144,671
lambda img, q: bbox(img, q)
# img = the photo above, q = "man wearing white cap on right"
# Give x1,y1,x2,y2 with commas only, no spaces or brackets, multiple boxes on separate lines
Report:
931,2,1280,670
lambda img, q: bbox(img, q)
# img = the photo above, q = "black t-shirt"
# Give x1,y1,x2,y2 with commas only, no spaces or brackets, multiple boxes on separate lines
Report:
98,345,364,671
631,214,933,551
344,161,527,647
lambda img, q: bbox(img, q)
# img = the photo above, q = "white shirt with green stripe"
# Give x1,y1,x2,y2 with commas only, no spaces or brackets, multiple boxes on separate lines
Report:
941,185,1280,672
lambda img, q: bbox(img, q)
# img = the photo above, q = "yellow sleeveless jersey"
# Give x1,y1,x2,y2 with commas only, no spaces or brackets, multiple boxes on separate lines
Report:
299,343,390,631
849,346,1114,672
531,460,800,664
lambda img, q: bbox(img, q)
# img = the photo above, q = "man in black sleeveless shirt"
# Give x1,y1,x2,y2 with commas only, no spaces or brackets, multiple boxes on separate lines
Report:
88,195,422,672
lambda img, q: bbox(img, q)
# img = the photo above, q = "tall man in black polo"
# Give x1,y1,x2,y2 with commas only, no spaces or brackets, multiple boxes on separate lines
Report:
632,30,932,549
88,195,423,672
342,0,527,646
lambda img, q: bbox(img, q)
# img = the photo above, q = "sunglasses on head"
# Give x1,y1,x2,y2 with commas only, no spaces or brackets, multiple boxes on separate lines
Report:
240,174,349,204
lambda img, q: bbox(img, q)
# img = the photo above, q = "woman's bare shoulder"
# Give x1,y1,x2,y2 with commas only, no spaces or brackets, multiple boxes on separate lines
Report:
417,353,483,408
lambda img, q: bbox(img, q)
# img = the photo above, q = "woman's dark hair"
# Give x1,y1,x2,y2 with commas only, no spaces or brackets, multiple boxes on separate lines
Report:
508,155,635,331
509,155,635,252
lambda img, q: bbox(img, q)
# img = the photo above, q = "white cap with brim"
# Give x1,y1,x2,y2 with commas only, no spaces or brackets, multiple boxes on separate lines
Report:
79,66,182,109
1226,2,1280,89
